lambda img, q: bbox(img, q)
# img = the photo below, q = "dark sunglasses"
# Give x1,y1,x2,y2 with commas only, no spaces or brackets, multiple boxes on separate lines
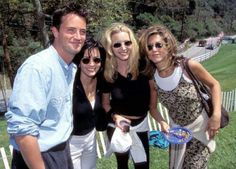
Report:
113,41,132,48
81,57,102,64
147,42,164,51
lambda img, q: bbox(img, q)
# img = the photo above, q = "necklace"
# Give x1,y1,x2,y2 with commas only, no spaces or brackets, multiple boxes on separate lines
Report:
157,62,173,73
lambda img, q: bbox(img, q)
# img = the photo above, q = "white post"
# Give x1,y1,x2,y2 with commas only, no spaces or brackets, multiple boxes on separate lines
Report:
99,131,106,155
0,147,10,169
96,140,102,159
234,89,236,112
9,145,13,156
147,114,153,131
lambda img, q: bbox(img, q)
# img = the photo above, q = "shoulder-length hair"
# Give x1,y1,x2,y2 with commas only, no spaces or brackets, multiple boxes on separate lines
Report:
101,23,140,83
139,25,183,78
73,37,106,76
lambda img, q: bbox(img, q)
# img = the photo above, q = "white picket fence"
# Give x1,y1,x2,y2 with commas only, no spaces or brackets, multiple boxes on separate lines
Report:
1,44,236,168
192,44,220,62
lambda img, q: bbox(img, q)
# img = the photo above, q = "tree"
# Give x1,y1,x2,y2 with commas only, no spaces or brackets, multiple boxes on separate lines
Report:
0,1,15,87
32,0,50,48
83,0,133,37
0,0,44,85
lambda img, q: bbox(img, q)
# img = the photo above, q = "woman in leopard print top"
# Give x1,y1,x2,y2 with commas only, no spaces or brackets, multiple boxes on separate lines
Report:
139,25,221,169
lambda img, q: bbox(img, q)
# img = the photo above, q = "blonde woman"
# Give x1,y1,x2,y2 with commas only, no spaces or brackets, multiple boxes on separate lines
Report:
139,25,221,169
101,23,168,169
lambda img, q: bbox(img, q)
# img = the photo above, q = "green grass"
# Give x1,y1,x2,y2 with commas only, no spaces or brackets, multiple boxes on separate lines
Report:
208,112,236,169
202,43,236,91
0,117,9,148
0,116,10,169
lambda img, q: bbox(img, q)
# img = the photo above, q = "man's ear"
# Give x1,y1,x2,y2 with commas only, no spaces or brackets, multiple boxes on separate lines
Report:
51,27,59,38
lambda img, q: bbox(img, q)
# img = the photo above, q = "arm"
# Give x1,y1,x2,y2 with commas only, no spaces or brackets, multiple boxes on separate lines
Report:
15,136,45,169
5,65,47,168
102,93,111,112
188,59,221,138
149,80,169,133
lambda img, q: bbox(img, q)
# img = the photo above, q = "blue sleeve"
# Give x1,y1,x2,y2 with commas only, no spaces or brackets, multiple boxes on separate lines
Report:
5,63,48,137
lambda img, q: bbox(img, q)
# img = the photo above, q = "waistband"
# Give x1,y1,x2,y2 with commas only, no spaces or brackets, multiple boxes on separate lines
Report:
108,114,147,127
45,141,67,152
13,141,68,156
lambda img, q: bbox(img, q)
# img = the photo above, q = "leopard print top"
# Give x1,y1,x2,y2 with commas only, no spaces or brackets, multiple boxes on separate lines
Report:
155,73,204,126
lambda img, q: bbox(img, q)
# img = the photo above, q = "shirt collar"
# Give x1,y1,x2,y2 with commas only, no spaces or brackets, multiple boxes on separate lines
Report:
49,45,77,71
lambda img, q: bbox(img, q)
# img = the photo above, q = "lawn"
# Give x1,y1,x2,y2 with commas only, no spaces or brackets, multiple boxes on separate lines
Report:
202,43,236,91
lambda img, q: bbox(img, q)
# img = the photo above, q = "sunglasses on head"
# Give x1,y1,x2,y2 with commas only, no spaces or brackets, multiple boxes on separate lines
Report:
81,57,102,64
113,41,132,48
147,42,164,51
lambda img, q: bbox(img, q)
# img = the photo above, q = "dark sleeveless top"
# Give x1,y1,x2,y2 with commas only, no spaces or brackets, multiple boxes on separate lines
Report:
72,71,105,135
101,73,150,117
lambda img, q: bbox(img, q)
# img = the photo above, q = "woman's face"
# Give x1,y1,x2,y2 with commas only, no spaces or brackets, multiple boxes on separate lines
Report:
147,34,169,65
80,47,101,78
111,32,132,62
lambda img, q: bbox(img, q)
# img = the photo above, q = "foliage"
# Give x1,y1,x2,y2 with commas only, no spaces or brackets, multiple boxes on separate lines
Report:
84,0,132,38
160,15,182,39
187,16,207,38
204,18,222,36
135,12,161,29
232,21,236,32
8,36,42,78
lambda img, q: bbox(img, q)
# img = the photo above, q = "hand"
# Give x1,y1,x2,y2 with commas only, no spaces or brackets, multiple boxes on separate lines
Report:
113,114,131,132
159,121,170,133
207,114,220,139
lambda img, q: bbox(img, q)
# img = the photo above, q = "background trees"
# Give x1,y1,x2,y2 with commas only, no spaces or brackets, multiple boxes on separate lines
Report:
0,0,236,85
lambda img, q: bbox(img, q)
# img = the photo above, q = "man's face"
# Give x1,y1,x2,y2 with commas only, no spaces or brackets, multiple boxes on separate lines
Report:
52,13,86,60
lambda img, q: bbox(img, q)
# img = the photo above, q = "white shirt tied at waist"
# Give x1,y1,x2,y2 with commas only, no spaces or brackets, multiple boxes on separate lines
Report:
169,110,216,169
105,116,149,163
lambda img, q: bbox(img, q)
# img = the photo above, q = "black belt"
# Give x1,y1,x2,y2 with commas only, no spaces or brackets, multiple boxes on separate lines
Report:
13,141,67,155
46,141,67,152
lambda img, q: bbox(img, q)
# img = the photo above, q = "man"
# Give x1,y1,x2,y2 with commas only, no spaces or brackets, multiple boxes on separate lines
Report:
5,2,87,169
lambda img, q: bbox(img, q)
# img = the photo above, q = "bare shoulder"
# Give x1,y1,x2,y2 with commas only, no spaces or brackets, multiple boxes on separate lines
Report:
188,59,201,67
187,59,204,73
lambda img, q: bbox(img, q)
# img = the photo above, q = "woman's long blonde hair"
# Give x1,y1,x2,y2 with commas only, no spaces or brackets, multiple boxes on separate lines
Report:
101,23,140,83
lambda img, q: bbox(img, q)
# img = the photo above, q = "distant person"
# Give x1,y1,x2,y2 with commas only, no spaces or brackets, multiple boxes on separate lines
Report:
70,37,107,169
139,24,221,169
5,2,87,169
101,23,168,169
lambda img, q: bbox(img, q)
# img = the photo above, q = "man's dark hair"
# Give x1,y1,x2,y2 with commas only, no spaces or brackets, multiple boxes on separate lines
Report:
52,2,88,30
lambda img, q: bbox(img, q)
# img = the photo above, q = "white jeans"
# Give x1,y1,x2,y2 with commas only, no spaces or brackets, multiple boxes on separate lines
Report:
70,129,97,169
